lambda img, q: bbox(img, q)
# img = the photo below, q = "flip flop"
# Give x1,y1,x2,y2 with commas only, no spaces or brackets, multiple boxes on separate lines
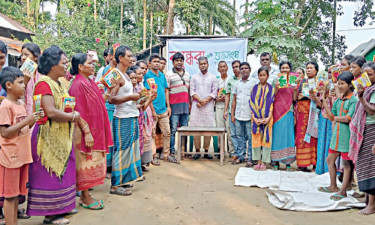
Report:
318,187,336,193
286,165,293,172
271,165,279,171
259,165,267,171
81,200,104,210
330,193,346,201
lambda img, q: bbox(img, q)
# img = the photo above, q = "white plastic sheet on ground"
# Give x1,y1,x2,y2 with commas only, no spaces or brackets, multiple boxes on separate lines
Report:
234,167,365,211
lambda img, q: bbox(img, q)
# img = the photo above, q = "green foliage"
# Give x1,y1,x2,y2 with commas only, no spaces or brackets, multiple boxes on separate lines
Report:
241,0,351,67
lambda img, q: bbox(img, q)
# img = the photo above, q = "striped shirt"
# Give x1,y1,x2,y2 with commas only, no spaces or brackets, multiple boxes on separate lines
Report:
166,68,191,115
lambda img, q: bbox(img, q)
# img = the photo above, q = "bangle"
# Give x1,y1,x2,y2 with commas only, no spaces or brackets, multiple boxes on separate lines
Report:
72,112,76,122
81,124,88,131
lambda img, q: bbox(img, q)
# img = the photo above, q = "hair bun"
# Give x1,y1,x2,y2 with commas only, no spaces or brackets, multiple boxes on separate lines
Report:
69,67,77,75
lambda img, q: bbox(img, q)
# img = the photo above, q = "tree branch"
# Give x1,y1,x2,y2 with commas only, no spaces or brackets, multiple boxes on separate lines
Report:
295,0,306,27
296,0,321,38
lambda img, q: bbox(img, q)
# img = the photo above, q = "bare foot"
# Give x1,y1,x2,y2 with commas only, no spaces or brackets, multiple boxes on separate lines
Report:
359,205,375,215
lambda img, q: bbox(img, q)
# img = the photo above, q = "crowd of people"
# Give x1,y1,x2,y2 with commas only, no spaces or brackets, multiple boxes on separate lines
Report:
0,39,375,225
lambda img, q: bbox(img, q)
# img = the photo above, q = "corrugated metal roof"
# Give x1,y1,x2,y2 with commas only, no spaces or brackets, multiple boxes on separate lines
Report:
350,39,375,57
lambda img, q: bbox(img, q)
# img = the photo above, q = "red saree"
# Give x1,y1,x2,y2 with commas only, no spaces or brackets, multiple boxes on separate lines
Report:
69,74,113,190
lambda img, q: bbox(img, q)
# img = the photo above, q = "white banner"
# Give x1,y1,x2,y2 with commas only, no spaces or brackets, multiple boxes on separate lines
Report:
166,38,248,76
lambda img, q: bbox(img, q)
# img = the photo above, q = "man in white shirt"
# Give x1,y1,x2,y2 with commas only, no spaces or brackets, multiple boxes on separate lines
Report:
250,52,279,85
231,62,258,165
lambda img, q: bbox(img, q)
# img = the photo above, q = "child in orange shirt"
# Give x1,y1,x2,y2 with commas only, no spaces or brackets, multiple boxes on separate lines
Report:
0,67,42,225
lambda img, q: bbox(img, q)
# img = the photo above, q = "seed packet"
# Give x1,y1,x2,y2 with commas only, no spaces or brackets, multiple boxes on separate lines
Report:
352,72,372,91
278,73,288,88
60,96,76,113
20,58,38,77
100,68,120,89
288,72,299,86
112,43,120,55
302,83,310,97
218,88,226,95
308,78,316,90
33,94,42,113
87,50,99,62
147,78,158,90
331,67,341,83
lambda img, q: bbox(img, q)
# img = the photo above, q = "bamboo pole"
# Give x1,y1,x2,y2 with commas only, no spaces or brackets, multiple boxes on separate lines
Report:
143,0,147,50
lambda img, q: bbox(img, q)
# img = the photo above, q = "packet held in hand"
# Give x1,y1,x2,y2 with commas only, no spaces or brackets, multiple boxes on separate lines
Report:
278,73,288,88
20,58,38,77
352,72,372,91
288,72,299,86
308,78,316,90
331,67,341,83
302,83,310,97
218,88,226,95
87,50,99,62
60,96,76,113
33,94,42,113
147,78,158,90
100,68,120,89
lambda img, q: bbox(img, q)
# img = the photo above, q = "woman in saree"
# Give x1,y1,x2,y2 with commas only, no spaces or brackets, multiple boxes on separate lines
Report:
349,62,375,215
271,61,296,171
27,46,92,224
21,43,43,116
68,53,114,209
294,61,321,172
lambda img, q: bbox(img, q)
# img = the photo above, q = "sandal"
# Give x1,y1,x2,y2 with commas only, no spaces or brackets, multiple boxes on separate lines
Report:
109,187,132,196
286,165,293,172
136,176,146,182
17,208,30,219
43,216,70,225
330,193,346,201
254,164,261,170
166,155,178,164
259,165,267,171
271,165,279,171
62,208,78,216
142,165,149,172
81,200,104,210
229,156,238,162
151,157,160,166
231,159,243,165
121,183,134,188
245,161,254,167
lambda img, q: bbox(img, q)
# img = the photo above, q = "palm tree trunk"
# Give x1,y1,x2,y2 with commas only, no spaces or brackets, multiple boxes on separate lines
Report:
166,0,175,35
94,0,97,21
143,0,147,49
245,0,248,30
149,10,153,55
120,0,123,35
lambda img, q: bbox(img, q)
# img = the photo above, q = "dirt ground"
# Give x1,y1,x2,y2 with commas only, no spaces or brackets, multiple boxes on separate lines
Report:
19,159,375,225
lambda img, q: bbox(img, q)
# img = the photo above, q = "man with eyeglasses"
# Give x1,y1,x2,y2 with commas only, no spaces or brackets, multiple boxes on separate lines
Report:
165,52,191,157
250,52,279,84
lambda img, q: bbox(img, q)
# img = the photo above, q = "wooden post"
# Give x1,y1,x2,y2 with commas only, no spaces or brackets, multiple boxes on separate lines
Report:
149,9,153,55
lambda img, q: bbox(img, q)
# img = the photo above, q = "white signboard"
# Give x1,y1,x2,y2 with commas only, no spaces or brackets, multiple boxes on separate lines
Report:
166,38,248,76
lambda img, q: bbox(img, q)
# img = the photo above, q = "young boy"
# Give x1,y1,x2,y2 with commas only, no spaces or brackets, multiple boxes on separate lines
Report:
0,67,41,225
